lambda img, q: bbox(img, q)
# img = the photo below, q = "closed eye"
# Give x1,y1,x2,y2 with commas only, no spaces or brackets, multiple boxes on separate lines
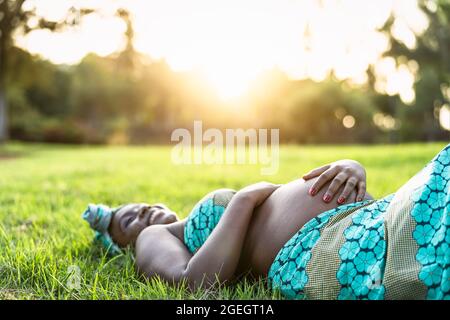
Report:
125,216,134,227
121,214,135,230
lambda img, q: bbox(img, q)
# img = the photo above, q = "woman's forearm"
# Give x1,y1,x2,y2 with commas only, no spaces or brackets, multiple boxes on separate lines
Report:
181,193,256,288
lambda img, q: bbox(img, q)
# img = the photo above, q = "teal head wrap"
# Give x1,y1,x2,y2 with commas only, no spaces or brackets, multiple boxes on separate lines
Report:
82,204,122,255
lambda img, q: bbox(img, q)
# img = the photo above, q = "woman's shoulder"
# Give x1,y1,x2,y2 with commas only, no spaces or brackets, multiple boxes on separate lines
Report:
135,221,189,266
136,224,168,248
137,220,186,244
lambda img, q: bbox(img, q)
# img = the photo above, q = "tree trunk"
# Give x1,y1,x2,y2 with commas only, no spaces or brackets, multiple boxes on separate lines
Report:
0,16,8,143
0,0,29,143
0,87,7,142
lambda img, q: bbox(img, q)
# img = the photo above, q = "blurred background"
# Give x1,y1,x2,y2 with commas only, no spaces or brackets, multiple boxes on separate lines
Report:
0,0,449,145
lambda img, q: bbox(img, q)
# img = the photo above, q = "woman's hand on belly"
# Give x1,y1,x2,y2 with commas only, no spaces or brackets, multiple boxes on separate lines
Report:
303,159,367,204
242,177,368,276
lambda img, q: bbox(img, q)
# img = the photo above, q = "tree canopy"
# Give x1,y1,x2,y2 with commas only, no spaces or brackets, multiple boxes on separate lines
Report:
1,0,449,144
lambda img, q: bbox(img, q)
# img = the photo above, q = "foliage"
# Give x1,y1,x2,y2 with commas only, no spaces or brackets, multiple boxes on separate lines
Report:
0,0,95,141
378,0,450,141
2,1,449,144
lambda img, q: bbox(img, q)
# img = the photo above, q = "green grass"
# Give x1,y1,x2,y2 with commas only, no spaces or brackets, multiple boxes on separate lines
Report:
0,142,447,299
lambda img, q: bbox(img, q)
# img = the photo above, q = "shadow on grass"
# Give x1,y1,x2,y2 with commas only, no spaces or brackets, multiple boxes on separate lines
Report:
0,151,23,160
0,144,33,160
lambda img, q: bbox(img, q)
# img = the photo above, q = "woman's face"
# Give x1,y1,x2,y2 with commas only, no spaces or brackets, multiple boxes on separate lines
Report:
109,203,178,247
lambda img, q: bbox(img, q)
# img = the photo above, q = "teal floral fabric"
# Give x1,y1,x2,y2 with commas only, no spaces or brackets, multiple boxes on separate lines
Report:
267,199,375,299
184,189,236,254
410,145,450,299
268,143,450,300
336,194,393,299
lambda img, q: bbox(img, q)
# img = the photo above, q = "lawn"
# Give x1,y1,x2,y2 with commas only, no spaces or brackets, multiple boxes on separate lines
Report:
0,142,447,299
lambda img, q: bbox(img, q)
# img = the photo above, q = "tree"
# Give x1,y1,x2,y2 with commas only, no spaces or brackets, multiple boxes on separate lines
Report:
0,0,94,142
115,8,136,71
379,0,450,141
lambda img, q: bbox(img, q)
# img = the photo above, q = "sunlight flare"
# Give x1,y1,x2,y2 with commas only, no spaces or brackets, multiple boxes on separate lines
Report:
15,0,429,99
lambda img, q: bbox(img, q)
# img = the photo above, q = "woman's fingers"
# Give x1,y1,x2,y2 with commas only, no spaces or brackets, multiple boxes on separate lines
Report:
322,172,349,203
356,181,366,202
302,164,330,181
308,166,339,196
337,177,358,204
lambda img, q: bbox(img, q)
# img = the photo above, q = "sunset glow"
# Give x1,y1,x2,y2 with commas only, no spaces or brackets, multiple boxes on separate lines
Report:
15,0,429,100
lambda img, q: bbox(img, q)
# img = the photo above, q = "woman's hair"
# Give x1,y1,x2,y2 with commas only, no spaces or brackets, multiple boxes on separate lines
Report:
82,204,122,255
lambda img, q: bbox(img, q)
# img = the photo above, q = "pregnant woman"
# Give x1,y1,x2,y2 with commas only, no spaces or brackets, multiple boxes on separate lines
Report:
83,144,450,300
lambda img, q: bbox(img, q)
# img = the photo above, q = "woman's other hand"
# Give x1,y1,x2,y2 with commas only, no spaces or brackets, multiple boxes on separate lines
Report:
237,182,281,206
303,160,367,204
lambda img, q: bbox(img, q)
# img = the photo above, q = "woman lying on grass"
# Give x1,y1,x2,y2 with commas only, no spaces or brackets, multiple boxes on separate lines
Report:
83,144,450,300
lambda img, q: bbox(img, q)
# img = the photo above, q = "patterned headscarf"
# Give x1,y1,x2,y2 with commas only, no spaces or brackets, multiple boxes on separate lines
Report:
82,204,122,255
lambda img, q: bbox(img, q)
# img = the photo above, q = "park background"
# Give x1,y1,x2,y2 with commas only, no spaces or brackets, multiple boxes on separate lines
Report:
0,0,449,144
0,0,449,299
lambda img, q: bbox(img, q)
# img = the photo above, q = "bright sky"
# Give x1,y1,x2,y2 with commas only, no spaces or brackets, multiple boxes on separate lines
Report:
15,0,429,101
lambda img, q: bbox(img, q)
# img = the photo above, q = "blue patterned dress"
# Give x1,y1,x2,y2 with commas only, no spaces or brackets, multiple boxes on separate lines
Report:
268,143,450,299
184,188,236,254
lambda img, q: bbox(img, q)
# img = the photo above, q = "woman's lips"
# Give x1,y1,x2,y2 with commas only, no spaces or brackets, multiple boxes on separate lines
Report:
147,208,164,225
148,209,176,225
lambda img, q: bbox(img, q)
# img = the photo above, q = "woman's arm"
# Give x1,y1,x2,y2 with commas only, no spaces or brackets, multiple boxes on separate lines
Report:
135,182,280,290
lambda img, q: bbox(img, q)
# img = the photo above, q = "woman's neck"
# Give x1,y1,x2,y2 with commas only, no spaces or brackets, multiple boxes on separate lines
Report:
166,218,187,241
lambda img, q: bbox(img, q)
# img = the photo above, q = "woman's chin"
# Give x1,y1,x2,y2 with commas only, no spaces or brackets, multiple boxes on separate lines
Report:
151,212,177,225
163,214,178,224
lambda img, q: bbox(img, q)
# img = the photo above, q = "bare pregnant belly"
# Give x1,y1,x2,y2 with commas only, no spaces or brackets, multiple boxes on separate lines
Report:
236,177,368,278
